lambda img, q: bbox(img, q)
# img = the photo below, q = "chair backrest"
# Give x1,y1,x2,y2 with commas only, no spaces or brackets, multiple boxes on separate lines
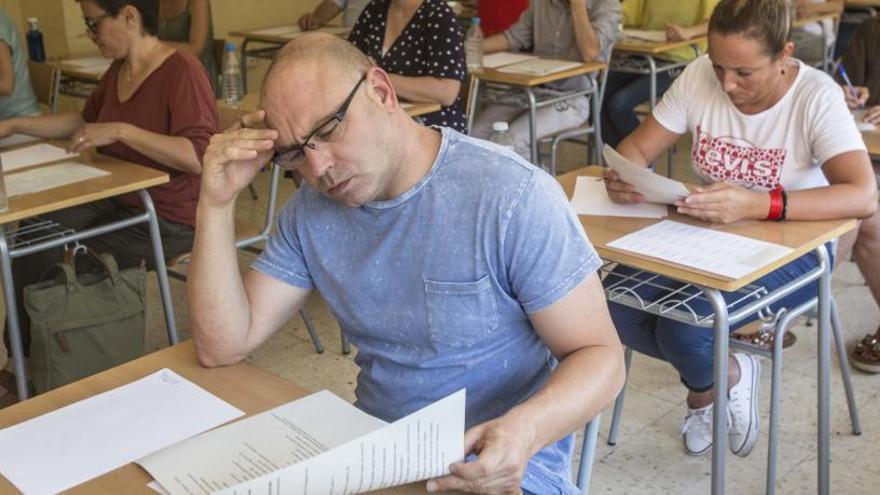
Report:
27,61,60,114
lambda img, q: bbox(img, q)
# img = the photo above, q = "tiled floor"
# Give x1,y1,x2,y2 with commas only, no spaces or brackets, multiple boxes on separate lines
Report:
6,134,880,494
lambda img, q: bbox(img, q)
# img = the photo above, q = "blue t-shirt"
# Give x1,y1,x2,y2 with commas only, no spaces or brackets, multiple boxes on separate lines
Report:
0,10,38,119
253,127,601,494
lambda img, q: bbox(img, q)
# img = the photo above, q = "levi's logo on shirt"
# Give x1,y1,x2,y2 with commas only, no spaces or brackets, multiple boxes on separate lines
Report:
691,127,785,189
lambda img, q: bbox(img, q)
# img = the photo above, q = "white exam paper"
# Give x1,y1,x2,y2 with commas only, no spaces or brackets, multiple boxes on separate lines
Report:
0,369,244,495
62,56,112,68
853,109,877,132
5,162,110,197
496,58,583,76
571,176,667,218
607,220,794,279
621,29,668,43
139,390,388,495
483,52,539,69
0,133,39,148
219,389,464,495
603,144,690,204
0,143,78,172
252,25,301,36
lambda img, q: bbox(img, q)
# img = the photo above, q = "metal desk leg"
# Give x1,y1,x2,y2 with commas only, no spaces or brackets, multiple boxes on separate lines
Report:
593,72,605,166
527,88,538,164
138,190,178,345
816,245,832,495
240,38,250,95
466,77,480,136
704,287,729,495
0,226,29,400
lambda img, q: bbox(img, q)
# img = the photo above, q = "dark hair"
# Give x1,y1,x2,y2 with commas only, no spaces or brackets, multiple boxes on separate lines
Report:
77,0,159,36
708,0,792,58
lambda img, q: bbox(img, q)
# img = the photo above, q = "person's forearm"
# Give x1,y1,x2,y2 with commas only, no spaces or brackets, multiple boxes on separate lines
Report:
685,22,708,39
388,74,460,107
483,33,510,54
189,202,254,367
502,345,625,456
313,0,343,26
8,113,84,139
786,183,878,220
117,124,202,174
571,2,601,61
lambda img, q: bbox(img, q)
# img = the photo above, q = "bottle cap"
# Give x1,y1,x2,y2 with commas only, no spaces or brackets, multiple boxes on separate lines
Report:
225,42,236,52
471,16,480,25
27,17,38,27
492,122,509,132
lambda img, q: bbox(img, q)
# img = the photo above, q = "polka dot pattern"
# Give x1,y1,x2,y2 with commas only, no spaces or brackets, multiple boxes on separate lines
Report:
349,0,467,132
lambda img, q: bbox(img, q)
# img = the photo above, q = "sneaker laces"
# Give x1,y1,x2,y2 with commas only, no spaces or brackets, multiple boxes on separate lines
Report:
679,405,722,437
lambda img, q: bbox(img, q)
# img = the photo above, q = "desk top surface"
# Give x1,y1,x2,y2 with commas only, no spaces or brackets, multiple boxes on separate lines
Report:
613,36,707,55
473,59,606,87
0,141,168,225
559,167,856,292
219,93,441,119
229,25,350,44
863,130,880,158
54,62,106,82
0,341,456,494
793,12,841,27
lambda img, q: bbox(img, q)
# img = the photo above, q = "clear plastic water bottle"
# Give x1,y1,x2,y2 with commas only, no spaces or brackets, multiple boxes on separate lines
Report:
465,17,483,71
221,42,243,106
26,18,46,62
488,122,515,151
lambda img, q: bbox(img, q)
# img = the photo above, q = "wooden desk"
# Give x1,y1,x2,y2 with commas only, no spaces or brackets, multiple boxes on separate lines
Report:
466,60,606,163
0,342,454,494
228,25,350,94
559,167,853,495
612,36,708,56
864,130,880,159
219,93,441,120
0,143,179,402
846,0,880,8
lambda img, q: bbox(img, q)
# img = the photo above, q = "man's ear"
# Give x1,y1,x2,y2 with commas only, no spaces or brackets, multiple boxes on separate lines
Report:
366,67,399,111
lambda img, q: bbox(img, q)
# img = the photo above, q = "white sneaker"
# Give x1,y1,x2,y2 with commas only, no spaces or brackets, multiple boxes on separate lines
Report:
680,403,714,456
728,353,761,457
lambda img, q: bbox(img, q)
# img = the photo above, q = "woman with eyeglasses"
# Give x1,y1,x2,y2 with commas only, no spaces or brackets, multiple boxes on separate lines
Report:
0,0,217,406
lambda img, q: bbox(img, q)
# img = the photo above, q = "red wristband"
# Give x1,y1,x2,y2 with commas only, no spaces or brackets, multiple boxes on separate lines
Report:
766,187,783,220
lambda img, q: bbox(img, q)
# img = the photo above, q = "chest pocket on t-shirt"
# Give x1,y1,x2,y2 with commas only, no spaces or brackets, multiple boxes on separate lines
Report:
424,275,500,347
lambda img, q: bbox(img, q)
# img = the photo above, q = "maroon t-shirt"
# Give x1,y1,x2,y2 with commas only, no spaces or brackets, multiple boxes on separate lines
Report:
81,50,218,227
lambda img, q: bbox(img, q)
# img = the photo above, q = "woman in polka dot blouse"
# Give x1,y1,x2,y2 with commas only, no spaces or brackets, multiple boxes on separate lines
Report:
348,0,467,132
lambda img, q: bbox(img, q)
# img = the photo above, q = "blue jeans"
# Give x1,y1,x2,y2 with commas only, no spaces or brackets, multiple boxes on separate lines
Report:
601,71,675,148
605,246,832,392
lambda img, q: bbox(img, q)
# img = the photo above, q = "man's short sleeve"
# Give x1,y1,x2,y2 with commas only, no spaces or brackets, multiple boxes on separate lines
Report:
502,171,601,314
251,199,315,289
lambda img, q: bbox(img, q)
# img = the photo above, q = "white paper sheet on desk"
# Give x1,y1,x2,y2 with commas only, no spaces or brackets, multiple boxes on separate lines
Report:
252,25,301,36
603,144,690,204
571,176,667,218
79,65,110,76
5,162,109,197
607,220,794,279
62,55,112,68
853,109,877,131
0,143,78,172
0,133,38,148
495,58,583,76
483,52,538,69
142,389,465,495
0,369,244,495
621,29,668,43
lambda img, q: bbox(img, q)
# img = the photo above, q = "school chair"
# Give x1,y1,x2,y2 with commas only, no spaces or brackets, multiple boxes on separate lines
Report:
27,61,60,114
605,296,861,495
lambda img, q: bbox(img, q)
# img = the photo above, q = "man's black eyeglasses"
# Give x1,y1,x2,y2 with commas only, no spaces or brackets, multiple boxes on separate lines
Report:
272,74,367,171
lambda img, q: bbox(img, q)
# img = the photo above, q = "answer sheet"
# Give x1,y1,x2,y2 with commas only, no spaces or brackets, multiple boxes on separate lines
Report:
62,56,113,68
853,109,877,132
621,29,668,43
603,144,690,204
0,369,243,495
141,389,466,495
0,143,78,172
570,176,667,218
0,133,39,148
483,52,538,69
607,220,793,279
5,162,110,197
496,58,583,76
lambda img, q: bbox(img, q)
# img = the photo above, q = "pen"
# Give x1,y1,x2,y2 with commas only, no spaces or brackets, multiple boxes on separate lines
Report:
837,63,863,109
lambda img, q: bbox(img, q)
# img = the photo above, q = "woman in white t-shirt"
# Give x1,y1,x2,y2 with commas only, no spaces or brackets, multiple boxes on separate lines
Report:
603,0,875,458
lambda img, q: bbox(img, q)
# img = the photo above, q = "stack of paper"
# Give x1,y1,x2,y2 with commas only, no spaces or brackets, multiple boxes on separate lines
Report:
621,29,668,43
607,220,793,279
0,370,244,495
252,25,302,37
496,58,583,76
0,143,78,172
483,52,539,69
0,134,39,148
570,176,667,218
139,389,466,495
603,144,690,204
